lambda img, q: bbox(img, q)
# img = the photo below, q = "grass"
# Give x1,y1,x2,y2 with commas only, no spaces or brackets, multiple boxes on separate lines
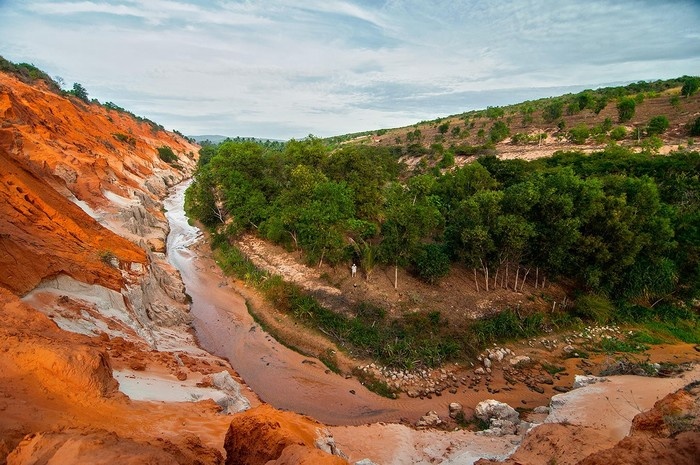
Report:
207,232,700,380
351,368,398,399
593,337,648,354
541,362,565,375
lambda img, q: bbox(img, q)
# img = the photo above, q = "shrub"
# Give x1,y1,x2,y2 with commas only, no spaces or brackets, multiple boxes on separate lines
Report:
681,77,699,97
610,126,627,140
617,97,636,122
157,146,178,163
573,294,614,324
646,115,669,135
489,121,510,143
689,117,700,136
568,124,590,144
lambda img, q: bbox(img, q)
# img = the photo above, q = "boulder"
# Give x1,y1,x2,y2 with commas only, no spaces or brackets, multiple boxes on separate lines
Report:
416,411,443,428
573,375,608,389
475,399,519,424
448,402,463,419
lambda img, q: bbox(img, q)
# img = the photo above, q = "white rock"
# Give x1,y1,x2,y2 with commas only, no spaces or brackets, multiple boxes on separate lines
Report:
475,399,519,423
509,355,531,367
572,375,607,389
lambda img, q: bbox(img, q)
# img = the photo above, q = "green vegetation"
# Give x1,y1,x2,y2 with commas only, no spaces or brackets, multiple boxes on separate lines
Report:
0,55,62,92
646,115,669,136
187,138,700,307
681,77,700,97
184,76,700,368
617,97,636,122
157,146,178,163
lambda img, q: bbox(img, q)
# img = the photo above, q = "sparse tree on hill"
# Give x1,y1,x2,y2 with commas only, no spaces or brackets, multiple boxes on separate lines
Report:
616,97,636,123
70,82,89,102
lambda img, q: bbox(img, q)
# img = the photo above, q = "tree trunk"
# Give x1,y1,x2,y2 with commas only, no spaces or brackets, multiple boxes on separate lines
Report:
473,268,480,292
394,264,398,290
493,267,499,289
521,268,531,291
535,267,539,289
542,276,546,289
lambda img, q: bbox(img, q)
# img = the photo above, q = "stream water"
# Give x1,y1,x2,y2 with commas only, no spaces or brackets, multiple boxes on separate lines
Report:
163,181,422,425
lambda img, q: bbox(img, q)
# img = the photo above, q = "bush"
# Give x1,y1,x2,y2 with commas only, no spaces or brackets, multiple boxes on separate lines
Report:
574,294,615,324
157,146,178,163
489,121,510,143
610,126,627,140
689,117,700,137
681,77,699,97
568,124,590,144
543,100,564,123
646,115,669,135
617,97,636,122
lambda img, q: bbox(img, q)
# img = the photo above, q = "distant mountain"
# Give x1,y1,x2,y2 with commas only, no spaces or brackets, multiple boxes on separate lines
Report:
190,135,285,144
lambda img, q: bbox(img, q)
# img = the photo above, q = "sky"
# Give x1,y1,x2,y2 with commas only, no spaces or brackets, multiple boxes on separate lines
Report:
1,1,699,140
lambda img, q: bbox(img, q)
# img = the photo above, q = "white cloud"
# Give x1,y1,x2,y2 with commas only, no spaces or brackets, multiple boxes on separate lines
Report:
1,0,699,139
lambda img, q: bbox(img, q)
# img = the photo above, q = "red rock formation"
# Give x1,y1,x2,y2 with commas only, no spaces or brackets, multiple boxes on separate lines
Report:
224,405,348,465
0,148,146,294
577,383,700,465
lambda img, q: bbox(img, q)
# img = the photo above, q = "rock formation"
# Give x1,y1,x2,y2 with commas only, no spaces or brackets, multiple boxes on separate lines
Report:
223,405,347,465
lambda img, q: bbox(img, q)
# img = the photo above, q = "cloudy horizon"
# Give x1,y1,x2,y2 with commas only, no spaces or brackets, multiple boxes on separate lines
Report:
1,0,699,140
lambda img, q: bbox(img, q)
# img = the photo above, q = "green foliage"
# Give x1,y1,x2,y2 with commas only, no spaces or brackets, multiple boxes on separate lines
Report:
113,133,136,146
0,55,62,92
69,82,89,102
573,294,614,324
413,243,451,283
681,77,700,97
438,122,450,134
489,121,510,143
610,126,627,141
689,117,700,136
617,97,636,122
646,115,669,136
568,124,590,144
543,100,564,123
486,106,505,119
157,146,177,163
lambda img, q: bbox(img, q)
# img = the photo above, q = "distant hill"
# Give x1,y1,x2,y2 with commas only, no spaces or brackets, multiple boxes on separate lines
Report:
328,76,700,164
190,135,285,144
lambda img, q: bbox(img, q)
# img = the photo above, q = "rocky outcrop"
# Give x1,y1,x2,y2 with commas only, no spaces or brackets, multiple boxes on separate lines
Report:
224,404,348,465
576,382,700,465
7,429,223,465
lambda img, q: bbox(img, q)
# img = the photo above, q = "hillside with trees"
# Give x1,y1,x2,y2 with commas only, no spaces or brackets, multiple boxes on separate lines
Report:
329,76,700,171
185,79,700,369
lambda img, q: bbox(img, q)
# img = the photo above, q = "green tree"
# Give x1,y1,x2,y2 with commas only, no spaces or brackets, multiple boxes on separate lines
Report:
543,100,564,123
610,126,627,141
438,122,450,134
380,183,442,289
617,97,636,122
70,82,89,102
413,243,451,284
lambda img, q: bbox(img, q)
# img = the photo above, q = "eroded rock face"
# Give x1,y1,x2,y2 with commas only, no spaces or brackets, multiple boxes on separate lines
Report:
7,429,223,465
223,404,348,465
